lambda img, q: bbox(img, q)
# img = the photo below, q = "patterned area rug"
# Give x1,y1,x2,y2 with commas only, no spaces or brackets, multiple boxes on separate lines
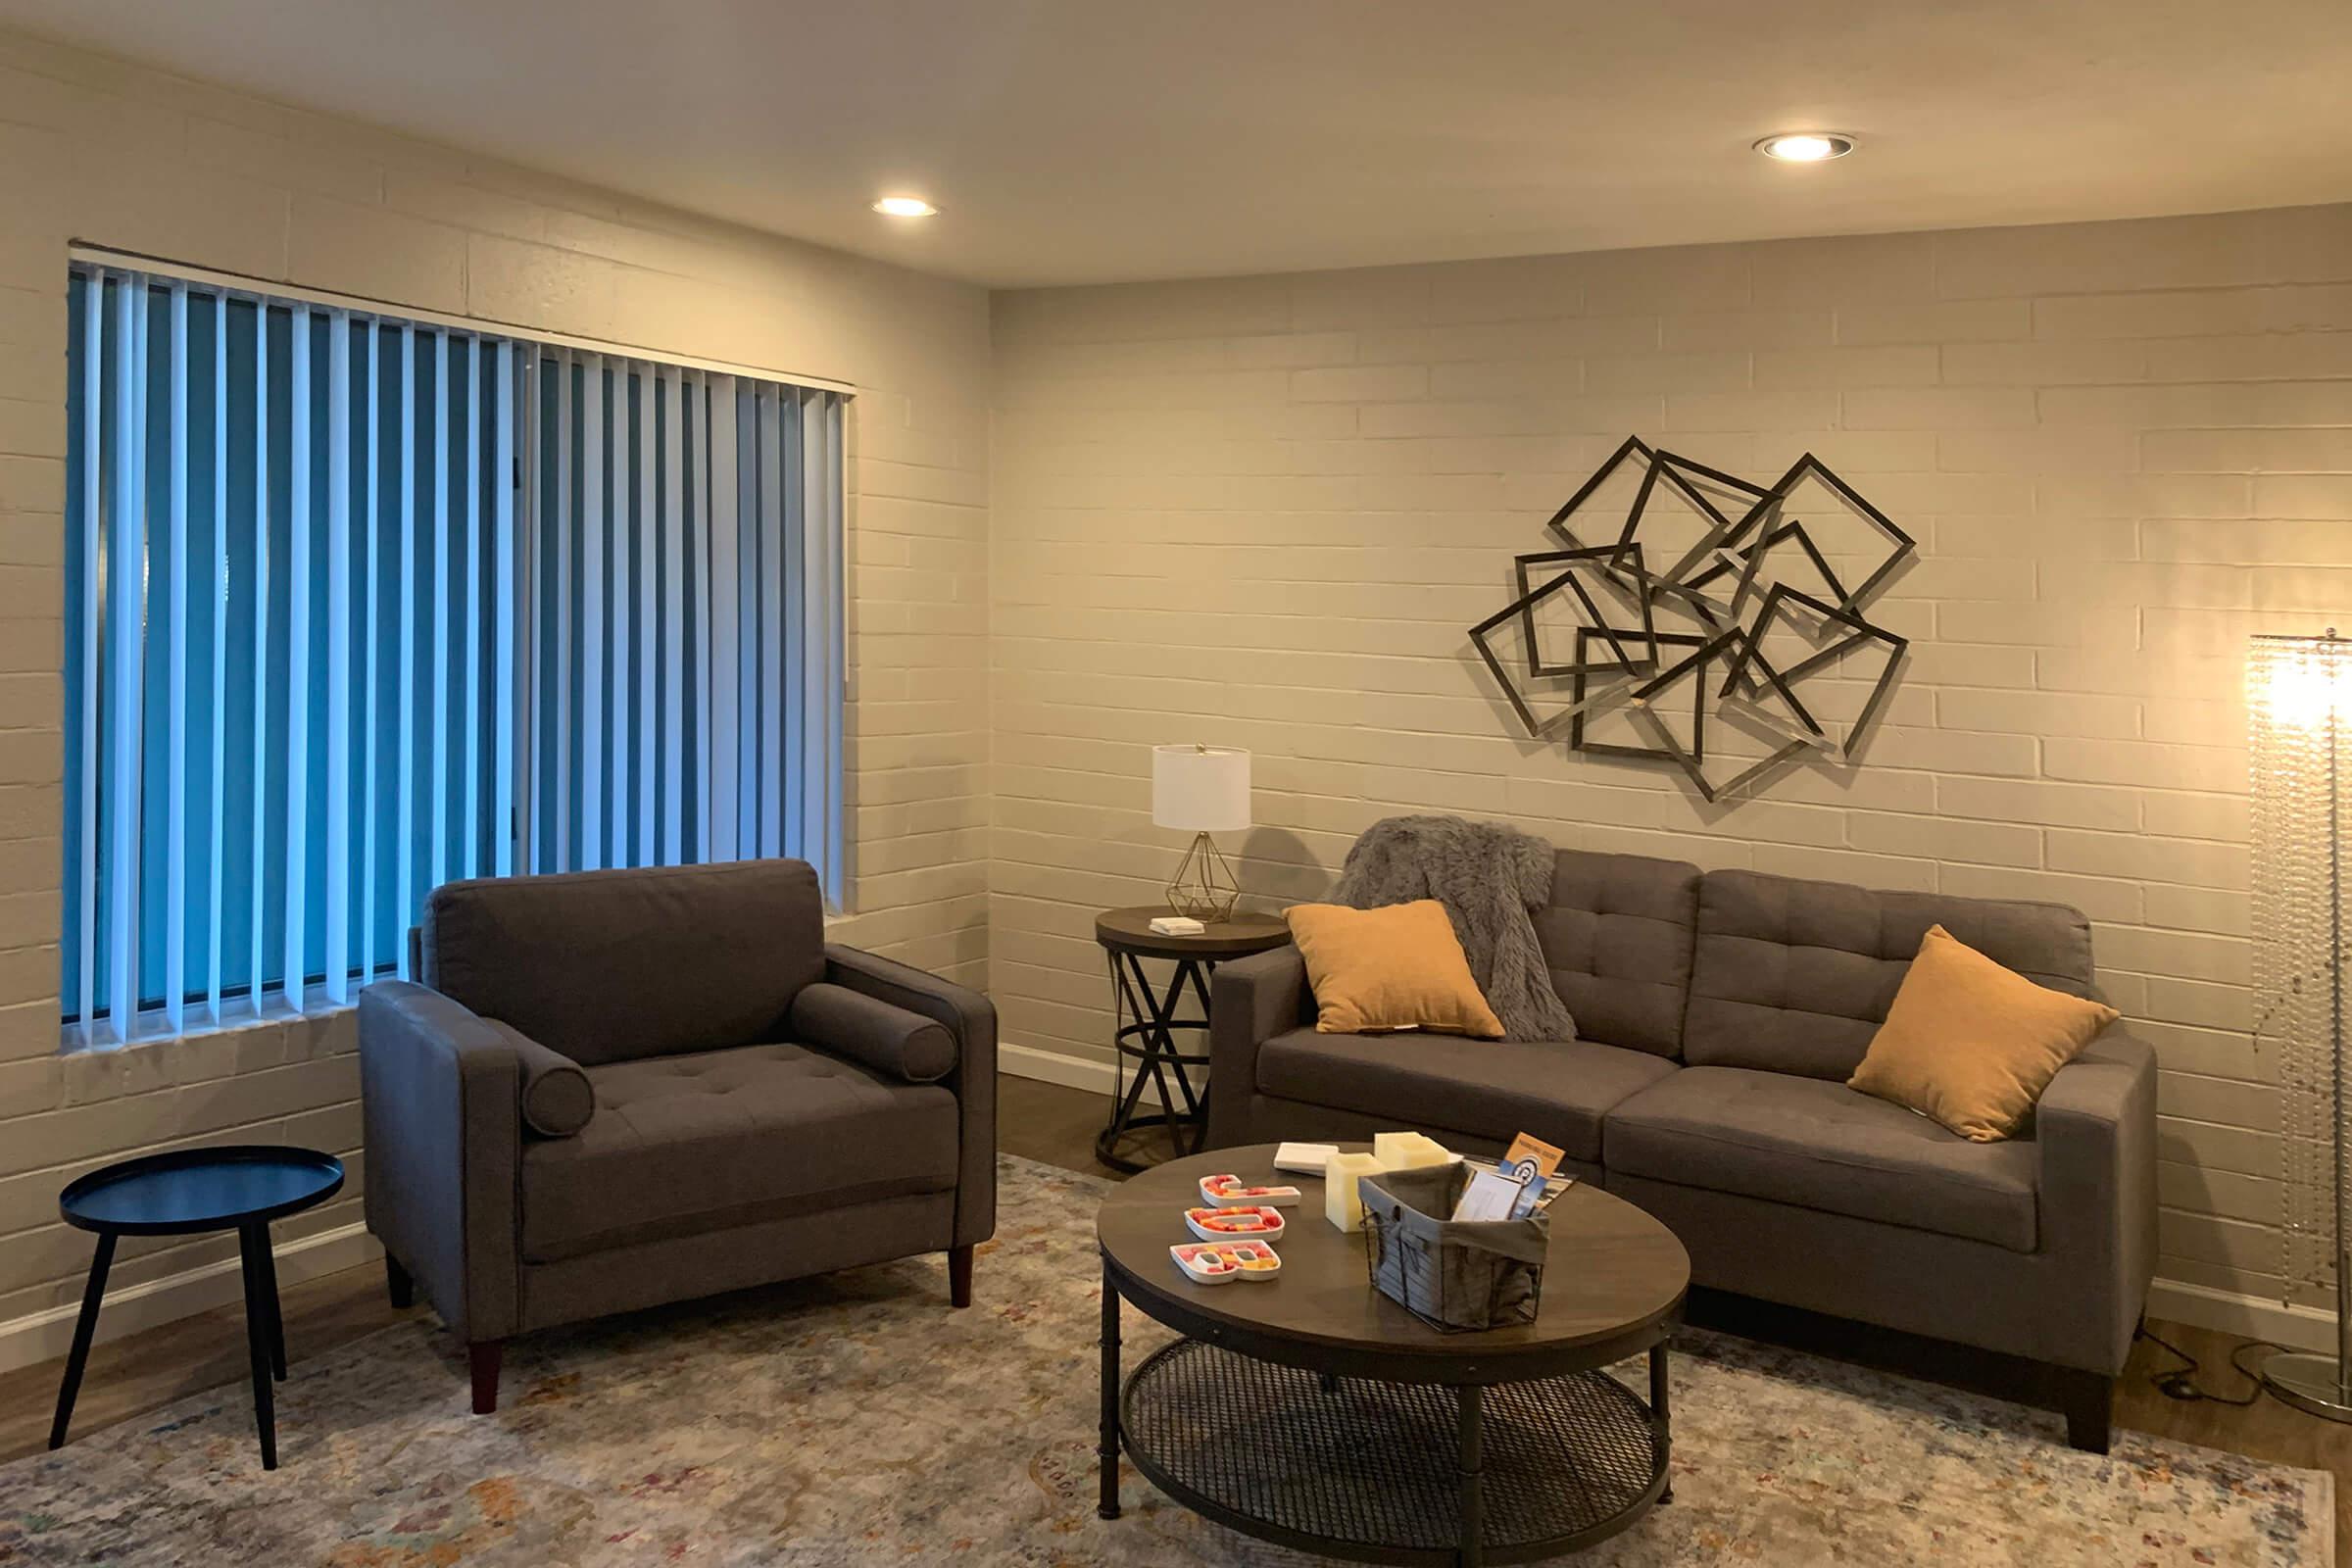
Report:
0,1155,2329,1566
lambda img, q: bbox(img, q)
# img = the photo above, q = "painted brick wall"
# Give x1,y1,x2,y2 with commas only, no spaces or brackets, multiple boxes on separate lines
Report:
989,204,2352,1330
0,30,990,1348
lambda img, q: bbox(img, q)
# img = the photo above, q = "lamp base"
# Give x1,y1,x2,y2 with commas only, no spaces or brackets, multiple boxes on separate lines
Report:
2261,1351,2352,1424
1167,831,1240,922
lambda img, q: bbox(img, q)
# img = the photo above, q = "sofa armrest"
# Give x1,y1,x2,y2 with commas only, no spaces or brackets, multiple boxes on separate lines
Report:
821,945,996,1248
1207,946,1309,1150
792,982,956,1083
2035,1022,2158,1375
358,980,523,1342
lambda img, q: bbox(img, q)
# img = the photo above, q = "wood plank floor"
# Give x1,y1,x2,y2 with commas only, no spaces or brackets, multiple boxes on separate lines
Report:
2,1075,2342,1559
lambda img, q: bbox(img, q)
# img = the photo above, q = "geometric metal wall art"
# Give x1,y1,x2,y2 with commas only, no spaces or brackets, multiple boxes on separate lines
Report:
1466,435,1915,804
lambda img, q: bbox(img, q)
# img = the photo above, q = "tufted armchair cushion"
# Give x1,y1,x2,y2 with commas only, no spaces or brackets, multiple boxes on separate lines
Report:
517,1042,961,1263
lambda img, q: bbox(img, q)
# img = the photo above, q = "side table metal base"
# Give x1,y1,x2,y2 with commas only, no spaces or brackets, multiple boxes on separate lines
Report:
1097,950,1215,1173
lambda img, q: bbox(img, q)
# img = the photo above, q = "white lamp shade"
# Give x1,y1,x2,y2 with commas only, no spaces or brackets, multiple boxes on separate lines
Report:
1152,745,1251,833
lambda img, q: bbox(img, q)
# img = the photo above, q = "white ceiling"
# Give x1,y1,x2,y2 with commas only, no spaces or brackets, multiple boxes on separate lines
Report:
5,0,2350,287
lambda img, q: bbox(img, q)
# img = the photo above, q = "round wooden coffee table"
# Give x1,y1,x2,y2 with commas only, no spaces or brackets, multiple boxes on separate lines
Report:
1096,1144,1689,1566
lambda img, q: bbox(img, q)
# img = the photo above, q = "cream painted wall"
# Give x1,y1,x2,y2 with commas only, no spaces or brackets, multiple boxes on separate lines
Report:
989,204,2352,1333
0,29,989,1353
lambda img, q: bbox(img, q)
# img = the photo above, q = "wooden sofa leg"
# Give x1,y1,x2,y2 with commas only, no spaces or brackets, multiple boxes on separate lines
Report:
384,1254,414,1310
2057,1369,2113,1454
949,1245,974,1309
469,1341,504,1414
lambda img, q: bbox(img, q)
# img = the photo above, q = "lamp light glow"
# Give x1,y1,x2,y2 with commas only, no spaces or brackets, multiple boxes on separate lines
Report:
1754,132,1854,163
871,196,939,218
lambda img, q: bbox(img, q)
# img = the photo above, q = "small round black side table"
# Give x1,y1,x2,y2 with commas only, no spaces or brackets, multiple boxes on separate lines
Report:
1094,906,1289,1172
51,1145,344,1470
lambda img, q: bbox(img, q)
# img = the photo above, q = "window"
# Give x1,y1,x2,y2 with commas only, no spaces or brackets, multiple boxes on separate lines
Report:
63,259,846,1043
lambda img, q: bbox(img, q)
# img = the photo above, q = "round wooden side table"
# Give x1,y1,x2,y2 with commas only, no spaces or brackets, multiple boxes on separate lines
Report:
1093,906,1289,1172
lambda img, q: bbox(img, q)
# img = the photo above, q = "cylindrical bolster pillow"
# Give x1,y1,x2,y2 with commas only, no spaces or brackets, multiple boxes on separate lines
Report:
790,983,957,1083
482,1020,596,1137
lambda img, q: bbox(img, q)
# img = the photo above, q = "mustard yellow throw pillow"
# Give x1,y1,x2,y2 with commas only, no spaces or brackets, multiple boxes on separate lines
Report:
1849,924,2119,1142
1284,901,1505,1039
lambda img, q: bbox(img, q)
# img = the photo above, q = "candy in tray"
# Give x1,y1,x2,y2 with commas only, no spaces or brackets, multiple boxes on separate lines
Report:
1200,1173,1303,1207
1185,1204,1287,1242
1170,1239,1281,1285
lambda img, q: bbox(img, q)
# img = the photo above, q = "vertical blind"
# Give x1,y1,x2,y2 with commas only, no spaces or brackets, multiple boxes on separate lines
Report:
63,264,847,1042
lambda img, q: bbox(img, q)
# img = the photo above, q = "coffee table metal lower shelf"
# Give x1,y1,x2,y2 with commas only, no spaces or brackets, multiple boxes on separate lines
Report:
1119,1339,1667,1566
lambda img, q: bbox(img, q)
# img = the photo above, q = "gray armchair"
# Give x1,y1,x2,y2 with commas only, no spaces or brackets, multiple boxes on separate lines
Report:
359,858,996,1413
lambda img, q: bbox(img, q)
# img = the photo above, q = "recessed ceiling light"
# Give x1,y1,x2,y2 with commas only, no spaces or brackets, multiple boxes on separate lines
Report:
871,196,939,218
1754,132,1855,163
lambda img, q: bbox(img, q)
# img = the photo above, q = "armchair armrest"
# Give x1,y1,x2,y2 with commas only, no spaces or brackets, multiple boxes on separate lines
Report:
478,1019,594,1136
1207,946,1309,1150
820,945,996,1248
2035,1022,2158,1375
358,980,524,1343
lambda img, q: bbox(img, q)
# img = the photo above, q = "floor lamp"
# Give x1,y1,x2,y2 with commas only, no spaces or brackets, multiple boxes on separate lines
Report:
2250,629,2352,1422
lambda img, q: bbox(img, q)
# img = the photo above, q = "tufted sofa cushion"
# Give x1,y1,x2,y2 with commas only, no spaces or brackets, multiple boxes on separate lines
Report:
1529,850,1703,1058
1684,869,2099,1082
518,1041,960,1262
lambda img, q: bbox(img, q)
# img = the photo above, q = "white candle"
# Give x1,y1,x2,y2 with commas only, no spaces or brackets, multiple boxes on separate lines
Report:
1324,1152,1385,1232
1374,1131,1450,1169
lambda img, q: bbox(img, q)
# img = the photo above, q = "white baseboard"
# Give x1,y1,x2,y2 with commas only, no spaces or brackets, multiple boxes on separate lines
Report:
0,1221,380,1377
1000,1040,1121,1096
2146,1278,2337,1355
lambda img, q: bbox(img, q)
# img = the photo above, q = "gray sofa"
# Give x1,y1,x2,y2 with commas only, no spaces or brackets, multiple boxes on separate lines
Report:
360,858,996,1413
1207,850,2155,1452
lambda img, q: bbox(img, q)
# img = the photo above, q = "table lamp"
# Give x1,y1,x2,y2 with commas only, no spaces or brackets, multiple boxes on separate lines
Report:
1152,744,1250,921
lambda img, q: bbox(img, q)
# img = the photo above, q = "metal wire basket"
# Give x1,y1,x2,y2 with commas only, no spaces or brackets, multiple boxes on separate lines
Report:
1360,1162,1548,1333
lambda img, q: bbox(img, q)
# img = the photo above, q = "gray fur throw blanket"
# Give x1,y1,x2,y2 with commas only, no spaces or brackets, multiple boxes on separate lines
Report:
1331,814,1580,1043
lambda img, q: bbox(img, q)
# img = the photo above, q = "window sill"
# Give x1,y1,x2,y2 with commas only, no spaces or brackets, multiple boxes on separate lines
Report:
61,982,359,1060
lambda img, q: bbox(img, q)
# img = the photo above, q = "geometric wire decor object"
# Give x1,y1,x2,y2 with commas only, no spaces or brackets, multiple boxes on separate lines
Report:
2247,629,2352,1424
1468,437,1915,804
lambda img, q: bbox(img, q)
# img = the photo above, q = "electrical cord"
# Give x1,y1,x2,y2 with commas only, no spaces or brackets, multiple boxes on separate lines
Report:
2136,1322,2281,1407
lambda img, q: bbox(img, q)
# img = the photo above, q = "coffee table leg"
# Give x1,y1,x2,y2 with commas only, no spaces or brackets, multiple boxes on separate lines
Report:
47,1232,117,1450
1099,1261,1121,1520
1650,1340,1673,1504
1457,1384,1486,1568
237,1223,278,1470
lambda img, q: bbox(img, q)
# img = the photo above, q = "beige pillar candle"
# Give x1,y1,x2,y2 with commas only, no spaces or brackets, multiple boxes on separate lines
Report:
1373,1131,1450,1169
1324,1152,1385,1232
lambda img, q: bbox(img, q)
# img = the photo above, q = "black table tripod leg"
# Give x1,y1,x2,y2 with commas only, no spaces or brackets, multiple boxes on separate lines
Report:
237,1223,278,1469
47,1231,116,1450
1099,1261,1122,1520
254,1226,286,1381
